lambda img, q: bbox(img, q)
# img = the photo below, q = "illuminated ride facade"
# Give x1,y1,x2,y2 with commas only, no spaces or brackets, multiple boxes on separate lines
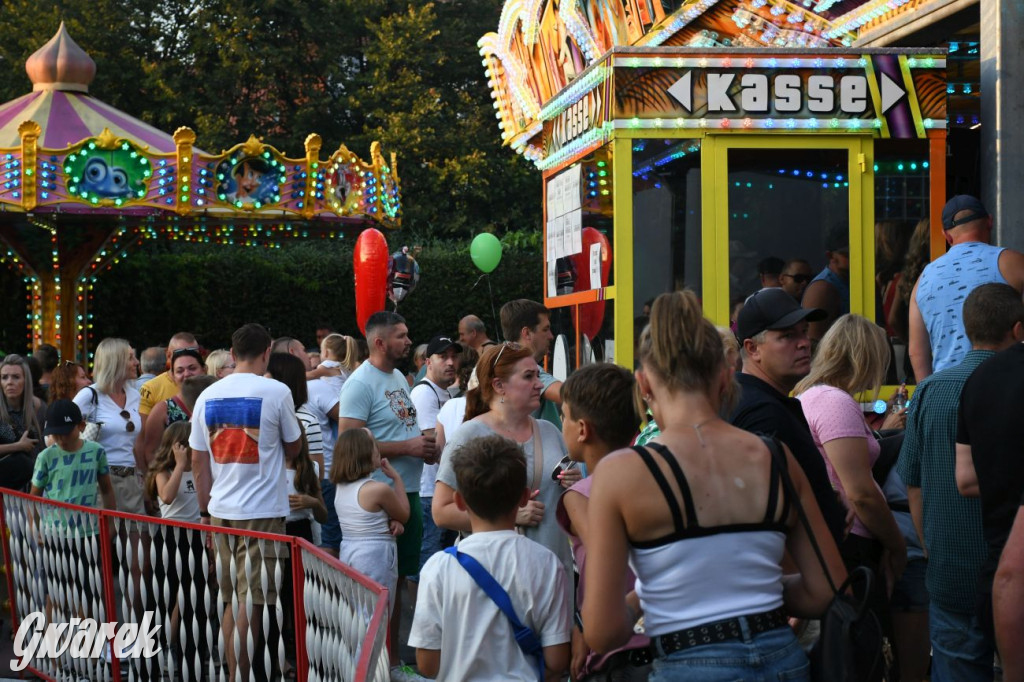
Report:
482,0,970,388
0,24,402,361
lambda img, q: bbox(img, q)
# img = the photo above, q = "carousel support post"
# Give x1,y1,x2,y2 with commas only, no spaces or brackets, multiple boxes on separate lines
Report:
18,121,40,212
303,134,322,220
173,127,196,216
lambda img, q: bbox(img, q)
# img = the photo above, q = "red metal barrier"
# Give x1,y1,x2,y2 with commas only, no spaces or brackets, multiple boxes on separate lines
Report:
0,489,390,682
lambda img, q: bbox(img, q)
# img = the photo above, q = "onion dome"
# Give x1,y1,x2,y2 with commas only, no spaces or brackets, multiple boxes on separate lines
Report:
25,22,96,93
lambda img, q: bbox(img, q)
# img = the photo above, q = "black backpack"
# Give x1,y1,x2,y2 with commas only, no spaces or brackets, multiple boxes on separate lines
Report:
762,437,885,682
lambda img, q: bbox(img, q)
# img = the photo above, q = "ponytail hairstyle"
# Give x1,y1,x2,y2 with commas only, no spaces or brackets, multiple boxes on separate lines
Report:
145,421,192,503
638,291,725,395
321,333,359,372
464,342,534,421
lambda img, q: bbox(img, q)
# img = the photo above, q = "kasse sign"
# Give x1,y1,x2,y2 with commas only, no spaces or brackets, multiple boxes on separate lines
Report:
667,70,908,117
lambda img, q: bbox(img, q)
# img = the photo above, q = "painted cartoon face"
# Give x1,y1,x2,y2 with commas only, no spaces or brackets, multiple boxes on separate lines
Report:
235,161,263,198
81,158,132,198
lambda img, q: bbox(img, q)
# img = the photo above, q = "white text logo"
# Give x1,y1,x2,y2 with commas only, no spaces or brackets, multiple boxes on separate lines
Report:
12,611,161,671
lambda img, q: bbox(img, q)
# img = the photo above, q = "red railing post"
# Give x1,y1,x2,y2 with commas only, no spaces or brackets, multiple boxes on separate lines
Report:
0,494,20,639
98,512,123,682
293,538,309,682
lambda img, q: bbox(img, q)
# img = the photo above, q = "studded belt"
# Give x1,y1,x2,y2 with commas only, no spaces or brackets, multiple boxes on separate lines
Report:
108,465,136,477
652,606,789,657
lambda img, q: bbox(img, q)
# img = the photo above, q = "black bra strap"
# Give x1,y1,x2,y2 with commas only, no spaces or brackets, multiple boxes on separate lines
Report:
630,445,685,533
647,442,700,526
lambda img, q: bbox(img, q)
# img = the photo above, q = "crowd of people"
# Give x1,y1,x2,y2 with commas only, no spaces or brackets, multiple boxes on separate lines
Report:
6,194,1024,681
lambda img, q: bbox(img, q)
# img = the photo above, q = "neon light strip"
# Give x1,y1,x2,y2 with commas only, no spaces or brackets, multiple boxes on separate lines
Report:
615,55,944,70
825,0,913,37
612,117,946,131
535,122,615,171
538,65,610,120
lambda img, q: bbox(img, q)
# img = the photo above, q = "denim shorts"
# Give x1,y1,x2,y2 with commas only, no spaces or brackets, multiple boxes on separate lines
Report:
890,557,929,613
650,624,809,682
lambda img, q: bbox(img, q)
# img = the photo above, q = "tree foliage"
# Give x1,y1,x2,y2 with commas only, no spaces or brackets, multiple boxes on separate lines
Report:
0,0,541,230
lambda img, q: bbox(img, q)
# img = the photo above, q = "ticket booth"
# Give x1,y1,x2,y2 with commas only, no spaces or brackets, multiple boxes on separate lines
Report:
524,47,946,387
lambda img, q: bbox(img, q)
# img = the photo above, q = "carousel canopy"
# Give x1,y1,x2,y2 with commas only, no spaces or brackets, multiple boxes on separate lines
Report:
0,23,189,153
0,24,403,361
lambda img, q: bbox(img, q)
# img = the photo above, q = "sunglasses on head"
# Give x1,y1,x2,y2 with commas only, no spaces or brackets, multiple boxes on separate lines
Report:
491,342,521,368
171,346,200,359
783,273,812,284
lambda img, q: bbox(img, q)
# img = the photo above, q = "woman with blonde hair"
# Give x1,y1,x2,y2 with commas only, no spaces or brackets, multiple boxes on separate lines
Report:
584,291,845,680
73,338,144,513
204,349,235,378
795,314,907,649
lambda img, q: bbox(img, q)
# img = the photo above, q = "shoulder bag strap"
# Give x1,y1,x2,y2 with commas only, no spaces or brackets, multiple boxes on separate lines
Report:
530,419,543,493
444,546,545,681
760,436,838,595
88,386,100,421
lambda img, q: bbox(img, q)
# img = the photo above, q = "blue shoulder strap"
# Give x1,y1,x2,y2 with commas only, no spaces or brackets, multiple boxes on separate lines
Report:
444,546,545,681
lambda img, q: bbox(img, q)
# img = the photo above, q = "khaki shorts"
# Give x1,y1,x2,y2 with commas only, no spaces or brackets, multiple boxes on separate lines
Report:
108,472,146,515
211,517,288,605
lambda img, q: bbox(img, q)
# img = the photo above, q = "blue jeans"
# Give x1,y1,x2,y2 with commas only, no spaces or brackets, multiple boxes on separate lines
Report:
412,497,456,581
319,479,342,550
928,603,994,682
650,623,809,681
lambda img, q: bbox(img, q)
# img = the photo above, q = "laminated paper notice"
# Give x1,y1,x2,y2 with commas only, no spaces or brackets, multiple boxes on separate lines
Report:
547,260,558,298
589,242,602,290
570,209,583,255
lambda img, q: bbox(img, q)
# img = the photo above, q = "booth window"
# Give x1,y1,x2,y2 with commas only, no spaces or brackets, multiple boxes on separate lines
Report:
727,148,849,338
874,139,931,384
632,138,702,317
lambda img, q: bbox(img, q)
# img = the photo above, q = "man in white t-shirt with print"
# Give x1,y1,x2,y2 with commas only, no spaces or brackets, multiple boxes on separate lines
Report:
192,323,302,682
410,334,460,580
337,311,437,670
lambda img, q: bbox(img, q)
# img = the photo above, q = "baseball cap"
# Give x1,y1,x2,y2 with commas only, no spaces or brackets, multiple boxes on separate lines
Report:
736,288,827,341
825,225,849,254
942,195,989,230
43,399,83,436
425,335,462,356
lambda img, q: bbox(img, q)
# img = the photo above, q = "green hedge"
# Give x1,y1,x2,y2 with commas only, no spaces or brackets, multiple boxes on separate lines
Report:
22,240,543,352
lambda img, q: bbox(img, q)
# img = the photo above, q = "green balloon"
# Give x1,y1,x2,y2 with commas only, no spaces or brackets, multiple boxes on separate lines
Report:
470,233,502,273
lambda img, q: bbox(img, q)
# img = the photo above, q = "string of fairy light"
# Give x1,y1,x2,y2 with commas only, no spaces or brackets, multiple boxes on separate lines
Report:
0,128,402,357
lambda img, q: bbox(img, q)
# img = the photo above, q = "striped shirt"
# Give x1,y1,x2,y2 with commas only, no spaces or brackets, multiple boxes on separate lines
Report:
297,405,324,460
896,349,993,613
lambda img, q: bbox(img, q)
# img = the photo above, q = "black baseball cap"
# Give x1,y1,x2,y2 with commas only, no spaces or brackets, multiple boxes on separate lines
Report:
425,335,462,356
942,195,989,230
736,288,827,341
43,399,83,436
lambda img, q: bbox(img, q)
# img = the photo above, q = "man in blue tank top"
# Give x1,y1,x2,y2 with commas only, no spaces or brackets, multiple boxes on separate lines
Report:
803,225,850,346
909,195,1024,380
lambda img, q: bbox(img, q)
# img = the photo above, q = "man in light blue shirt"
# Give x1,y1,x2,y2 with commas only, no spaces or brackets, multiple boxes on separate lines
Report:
337,311,436,668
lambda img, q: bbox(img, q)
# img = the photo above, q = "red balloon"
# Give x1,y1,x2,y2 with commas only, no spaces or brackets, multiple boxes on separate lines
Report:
570,227,613,340
354,228,389,335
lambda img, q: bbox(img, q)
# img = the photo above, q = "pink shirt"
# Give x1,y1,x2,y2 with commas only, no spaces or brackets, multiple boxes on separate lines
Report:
798,384,882,539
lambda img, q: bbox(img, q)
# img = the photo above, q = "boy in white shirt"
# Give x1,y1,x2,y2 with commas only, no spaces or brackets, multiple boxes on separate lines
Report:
409,434,571,681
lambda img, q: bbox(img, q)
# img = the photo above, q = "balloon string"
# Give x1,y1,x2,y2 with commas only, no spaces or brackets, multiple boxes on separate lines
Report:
471,274,500,342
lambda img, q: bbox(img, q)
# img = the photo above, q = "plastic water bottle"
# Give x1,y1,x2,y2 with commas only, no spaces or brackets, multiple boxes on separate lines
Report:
891,381,907,413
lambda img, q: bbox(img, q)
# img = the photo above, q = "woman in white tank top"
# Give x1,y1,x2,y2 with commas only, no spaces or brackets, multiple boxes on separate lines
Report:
583,291,847,681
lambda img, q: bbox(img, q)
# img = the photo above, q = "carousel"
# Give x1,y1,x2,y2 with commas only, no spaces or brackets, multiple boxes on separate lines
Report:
0,24,402,361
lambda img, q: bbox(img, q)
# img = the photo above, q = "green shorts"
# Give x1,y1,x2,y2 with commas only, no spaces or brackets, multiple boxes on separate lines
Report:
396,493,422,577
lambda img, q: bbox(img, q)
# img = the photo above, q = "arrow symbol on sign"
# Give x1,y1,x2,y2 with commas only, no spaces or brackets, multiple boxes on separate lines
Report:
668,71,693,113
880,73,907,114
